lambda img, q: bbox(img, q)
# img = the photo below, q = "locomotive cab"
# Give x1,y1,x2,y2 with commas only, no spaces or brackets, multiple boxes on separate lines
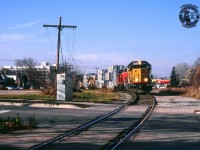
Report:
128,61,152,92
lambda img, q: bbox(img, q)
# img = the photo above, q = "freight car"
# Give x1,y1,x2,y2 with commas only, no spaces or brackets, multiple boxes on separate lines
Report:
116,60,152,92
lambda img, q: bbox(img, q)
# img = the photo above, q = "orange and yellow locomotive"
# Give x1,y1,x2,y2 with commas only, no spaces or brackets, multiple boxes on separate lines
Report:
117,60,152,92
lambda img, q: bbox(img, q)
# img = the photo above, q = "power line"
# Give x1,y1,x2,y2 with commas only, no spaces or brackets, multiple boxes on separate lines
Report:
61,29,76,61
44,27,54,55
43,16,77,72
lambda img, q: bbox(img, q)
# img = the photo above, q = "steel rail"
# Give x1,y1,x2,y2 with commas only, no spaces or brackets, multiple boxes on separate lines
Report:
29,95,136,150
108,94,156,150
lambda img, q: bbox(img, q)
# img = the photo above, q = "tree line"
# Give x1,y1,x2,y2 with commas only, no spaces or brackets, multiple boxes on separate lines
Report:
170,57,200,87
13,58,83,96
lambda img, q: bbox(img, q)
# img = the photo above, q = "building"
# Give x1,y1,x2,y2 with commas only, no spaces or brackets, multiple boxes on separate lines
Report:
95,65,125,89
0,62,55,86
96,69,106,88
83,73,96,89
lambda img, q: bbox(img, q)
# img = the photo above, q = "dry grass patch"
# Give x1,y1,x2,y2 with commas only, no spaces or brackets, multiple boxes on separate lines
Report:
183,86,200,99
73,89,119,103
158,88,186,95
158,87,200,100
0,93,55,100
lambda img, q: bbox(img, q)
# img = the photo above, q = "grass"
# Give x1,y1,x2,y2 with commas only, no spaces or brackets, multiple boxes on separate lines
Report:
158,88,186,96
183,86,200,99
0,89,119,103
0,93,55,100
73,89,119,103
157,86,200,99
0,89,118,134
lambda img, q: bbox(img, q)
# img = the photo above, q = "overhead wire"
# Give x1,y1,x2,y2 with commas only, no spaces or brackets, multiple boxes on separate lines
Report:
61,30,71,59
44,27,56,65
44,26,79,73
43,22,79,74
61,28,77,68
44,27,54,54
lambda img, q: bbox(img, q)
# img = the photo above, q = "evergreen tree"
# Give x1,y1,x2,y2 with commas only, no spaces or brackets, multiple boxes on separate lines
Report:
170,67,179,87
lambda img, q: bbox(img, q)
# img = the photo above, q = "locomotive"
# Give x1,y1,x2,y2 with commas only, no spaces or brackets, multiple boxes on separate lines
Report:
117,60,152,92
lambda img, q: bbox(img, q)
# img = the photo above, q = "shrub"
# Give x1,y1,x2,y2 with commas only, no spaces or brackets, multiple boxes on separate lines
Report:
184,86,200,99
0,113,38,133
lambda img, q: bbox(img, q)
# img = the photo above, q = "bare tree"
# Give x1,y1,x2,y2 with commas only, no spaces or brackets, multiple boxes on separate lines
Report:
185,68,196,85
16,58,36,69
15,58,45,88
193,67,200,87
194,57,200,67
184,57,200,87
175,63,190,78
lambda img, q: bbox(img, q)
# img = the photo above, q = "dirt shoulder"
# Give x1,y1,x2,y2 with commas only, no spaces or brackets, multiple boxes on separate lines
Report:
0,90,40,95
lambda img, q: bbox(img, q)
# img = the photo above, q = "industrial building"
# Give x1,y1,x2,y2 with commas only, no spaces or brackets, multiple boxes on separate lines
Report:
82,65,125,89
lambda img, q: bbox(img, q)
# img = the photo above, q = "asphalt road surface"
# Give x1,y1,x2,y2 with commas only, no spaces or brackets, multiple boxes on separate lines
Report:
0,102,119,149
120,96,200,150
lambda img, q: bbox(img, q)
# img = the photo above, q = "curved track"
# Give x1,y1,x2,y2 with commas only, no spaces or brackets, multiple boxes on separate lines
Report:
104,93,156,150
29,93,136,150
30,93,156,150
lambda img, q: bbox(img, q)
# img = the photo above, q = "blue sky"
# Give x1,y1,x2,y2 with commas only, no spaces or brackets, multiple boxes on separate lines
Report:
0,0,200,76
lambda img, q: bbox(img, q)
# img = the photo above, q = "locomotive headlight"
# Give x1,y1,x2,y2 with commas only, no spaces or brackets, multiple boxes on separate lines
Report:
135,78,139,82
144,78,148,82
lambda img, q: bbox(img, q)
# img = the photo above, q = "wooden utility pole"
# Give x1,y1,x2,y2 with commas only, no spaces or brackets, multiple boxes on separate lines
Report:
43,17,77,72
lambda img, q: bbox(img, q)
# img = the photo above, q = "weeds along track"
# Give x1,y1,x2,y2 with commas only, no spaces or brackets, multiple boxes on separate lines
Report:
29,92,156,150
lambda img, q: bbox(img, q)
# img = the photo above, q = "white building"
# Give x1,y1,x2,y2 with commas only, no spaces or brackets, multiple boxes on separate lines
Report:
83,73,96,89
95,65,125,89
0,62,54,84
96,69,106,88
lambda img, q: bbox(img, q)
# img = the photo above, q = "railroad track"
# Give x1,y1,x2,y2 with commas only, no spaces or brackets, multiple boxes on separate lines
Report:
103,93,156,150
29,92,156,150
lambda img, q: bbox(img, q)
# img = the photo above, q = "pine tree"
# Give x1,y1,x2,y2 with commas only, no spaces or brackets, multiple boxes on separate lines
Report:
170,67,179,87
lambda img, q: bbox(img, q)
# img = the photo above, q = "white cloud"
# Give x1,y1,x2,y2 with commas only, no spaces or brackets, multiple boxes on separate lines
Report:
10,21,39,30
76,53,132,65
0,33,32,42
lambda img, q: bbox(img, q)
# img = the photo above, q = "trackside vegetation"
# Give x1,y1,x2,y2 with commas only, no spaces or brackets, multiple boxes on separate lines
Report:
0,113,38,133
0,89,119,103
73,89,119,103
0,94,55,100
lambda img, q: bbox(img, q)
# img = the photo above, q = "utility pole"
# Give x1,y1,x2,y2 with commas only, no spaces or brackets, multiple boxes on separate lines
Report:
43,17,77,72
